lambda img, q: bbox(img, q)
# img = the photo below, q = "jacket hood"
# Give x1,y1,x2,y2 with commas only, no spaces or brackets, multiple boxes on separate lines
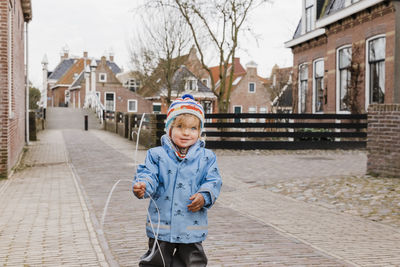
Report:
160,134,205,161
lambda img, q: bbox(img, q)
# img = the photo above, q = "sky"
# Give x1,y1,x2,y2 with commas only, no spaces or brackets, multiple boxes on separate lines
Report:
28,0,302,90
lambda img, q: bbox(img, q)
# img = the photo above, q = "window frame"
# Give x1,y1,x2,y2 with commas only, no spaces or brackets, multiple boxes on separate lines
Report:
233,105,242,123
99,73,107,82
104,92,116,112
298,63,308,113
304,0,315,33
152,103,162,114
336,45,352,114
248,106,257,122
185,77,198,91
365,34,386,110
127,78,140,92
312,58,324,114
248,82,256,93
127,99,138,113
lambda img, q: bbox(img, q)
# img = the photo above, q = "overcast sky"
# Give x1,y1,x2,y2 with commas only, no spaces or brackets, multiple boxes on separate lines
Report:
29,0,302,90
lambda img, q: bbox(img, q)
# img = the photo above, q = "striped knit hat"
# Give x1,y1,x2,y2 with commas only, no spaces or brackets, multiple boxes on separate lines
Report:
165,94,205,135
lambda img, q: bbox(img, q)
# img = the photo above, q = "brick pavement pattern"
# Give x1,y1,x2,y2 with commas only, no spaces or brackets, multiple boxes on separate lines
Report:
1,107,400,267
0,129,108,266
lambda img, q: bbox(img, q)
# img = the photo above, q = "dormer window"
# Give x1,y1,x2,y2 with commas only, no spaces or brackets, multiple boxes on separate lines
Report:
305,0,315,32
186,77,198,91
99,73,107,82
126,78,140,92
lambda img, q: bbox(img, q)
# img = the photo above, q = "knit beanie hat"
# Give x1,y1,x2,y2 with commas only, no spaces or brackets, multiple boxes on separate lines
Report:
165,94,205,135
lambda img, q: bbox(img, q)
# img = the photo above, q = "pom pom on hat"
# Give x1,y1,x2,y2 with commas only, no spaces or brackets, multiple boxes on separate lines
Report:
165,94,205,135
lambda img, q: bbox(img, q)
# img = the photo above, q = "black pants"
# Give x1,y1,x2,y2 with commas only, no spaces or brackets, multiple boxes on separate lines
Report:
139,238,208,267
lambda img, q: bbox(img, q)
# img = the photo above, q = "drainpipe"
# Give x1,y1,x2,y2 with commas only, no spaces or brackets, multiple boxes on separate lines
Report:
394,0,400,103
25,22,29,144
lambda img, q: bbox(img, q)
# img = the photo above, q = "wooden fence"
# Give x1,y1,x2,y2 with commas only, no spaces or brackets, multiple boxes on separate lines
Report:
153,113,367,150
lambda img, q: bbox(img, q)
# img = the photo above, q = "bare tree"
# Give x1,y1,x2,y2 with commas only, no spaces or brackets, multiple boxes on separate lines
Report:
129,5,192,105
344,43,364,114
146,0,268,113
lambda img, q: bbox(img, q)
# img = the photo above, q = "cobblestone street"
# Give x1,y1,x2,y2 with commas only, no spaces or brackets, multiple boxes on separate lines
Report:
0,108,399,266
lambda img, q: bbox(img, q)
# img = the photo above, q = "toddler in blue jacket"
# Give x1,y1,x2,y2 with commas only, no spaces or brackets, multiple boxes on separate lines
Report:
133,94,222,267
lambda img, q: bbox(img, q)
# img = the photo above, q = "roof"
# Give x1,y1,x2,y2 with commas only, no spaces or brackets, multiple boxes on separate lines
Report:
48,59,75,80
105,61,122,74
210,58,246,85
273,84,293,108
291,0,337,40
70,72,84,89
157,65,214,99
56,58,88,86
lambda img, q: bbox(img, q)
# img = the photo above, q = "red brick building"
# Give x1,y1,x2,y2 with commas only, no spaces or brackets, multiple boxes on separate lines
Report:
43,51,151,114
136,46,216,114
210,58,271,116
285,0,400,114
0,0,32,178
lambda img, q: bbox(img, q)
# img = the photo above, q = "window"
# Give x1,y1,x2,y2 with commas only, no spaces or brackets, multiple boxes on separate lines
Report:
305,0,315,32
313,59,324,113
259,107,267,123
233,106,242,123
337,46,352,112
99,73,107,82
298,64,308,113
127,78,140,92
367,36,385,106
248,107,257,122
201,79,208,87
248,82,256,93
105,92,115,111
186,78,197,91
127,100,137,112
153,103,161,114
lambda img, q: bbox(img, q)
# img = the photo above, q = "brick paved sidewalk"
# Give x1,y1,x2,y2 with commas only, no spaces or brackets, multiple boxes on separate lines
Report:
0,130,108,266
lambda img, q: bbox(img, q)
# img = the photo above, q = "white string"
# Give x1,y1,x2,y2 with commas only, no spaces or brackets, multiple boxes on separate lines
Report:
100,179,165,267
101,113,165,267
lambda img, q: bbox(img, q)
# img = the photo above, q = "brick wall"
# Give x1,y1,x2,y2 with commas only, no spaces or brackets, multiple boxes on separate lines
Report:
292,2,395,113
367,104,400,177
230,66,271,114
0,0,27,178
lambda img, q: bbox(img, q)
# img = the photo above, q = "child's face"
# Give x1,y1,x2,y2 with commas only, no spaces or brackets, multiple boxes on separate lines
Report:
171,115,200,148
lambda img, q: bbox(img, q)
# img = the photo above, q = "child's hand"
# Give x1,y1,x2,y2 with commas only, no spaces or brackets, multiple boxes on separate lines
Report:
187,193,205,212
133,182,146,199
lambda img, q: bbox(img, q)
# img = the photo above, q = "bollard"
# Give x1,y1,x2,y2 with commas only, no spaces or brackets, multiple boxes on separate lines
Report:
84,115,88,131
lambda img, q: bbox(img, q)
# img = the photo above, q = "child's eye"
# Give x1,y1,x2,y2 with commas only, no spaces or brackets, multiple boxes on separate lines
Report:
191,127,197,130
176,125,182,128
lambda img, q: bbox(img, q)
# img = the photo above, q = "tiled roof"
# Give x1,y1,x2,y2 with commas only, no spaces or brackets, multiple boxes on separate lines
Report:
105,61,122,74
48,59,75,80
159,65,212,95
210,58,246,85
56,58,88,86
70,72,84,89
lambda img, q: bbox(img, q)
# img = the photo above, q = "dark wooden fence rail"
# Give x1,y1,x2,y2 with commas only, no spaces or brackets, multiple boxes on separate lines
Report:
152,113,367,150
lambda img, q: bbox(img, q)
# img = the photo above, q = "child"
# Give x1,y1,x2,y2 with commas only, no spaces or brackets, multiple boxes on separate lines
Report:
133,94,222,267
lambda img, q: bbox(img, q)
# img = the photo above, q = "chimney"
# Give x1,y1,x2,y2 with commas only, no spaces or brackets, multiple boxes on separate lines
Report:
246,61,258,76
101,56,107,65
60,45,69,60
109,51,114,62
83,51,88,58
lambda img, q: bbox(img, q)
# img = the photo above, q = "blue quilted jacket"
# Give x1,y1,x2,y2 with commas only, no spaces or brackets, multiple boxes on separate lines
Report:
134,135,222,244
